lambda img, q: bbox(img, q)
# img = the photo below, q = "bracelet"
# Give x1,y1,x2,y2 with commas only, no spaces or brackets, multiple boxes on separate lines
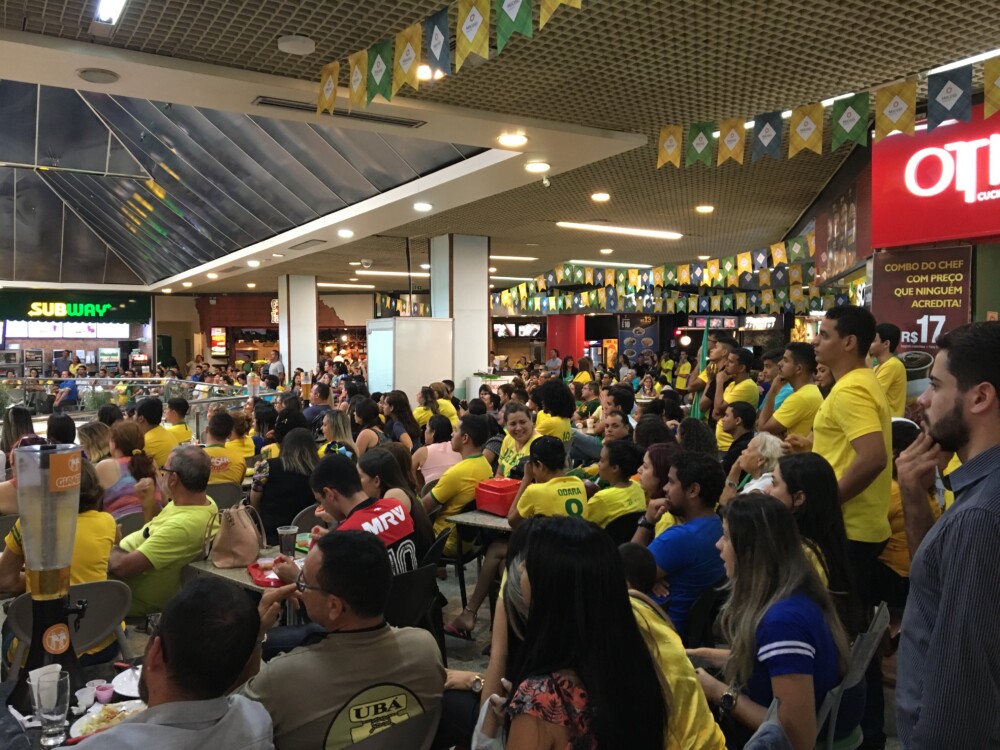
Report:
637,517,656,530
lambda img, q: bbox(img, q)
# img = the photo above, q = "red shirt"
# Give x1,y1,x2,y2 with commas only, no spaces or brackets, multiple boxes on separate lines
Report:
339,497,419,575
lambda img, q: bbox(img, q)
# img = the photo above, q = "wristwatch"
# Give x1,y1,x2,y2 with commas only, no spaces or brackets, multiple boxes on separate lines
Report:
471,674,484,694
725,479,739,489
637,516,656,530
719,687,739,715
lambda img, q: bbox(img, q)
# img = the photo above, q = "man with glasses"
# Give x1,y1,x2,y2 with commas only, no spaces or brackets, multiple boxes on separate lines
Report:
94,579,274,749
109,446,219,616
238,530,444,749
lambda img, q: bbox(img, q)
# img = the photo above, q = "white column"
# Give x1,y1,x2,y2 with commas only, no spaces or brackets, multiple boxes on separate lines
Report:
277,274,318,375
430,234,489,398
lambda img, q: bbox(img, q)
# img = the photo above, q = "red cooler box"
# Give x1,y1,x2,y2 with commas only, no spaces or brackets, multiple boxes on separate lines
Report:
476,478,520,516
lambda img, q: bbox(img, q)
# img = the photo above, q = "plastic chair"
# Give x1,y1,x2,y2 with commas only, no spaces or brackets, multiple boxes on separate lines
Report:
419,528,452,569
438,502,485,610
208,482,245,511
350,702,441,750
384,564,447,664
683,576,729,648
117,511,147,538
8,580,133,680
0,514,18,550
603,511,645,545
291,503,329,532
745,698,793,750
815,601,890,750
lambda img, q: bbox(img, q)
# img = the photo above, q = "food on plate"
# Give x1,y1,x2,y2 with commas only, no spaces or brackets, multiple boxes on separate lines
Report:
623,337,636,346
624,349,637,358
633,327,646,335
257,557,275,571
74,702,144,736
641,337,654,347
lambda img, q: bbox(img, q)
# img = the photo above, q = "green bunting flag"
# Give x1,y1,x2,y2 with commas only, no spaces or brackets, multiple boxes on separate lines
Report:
367,39,394,104
831,92,869,150
496,0,533,53
685,123,715,167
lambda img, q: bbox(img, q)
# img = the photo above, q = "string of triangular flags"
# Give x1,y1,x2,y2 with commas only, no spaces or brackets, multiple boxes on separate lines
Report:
377,293,431,318
316,0,584,115
490,233,856,317
656,55,1000,168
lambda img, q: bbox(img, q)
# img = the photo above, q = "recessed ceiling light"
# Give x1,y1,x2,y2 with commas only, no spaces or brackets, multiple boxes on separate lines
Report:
497,132,528,148
489,255,538,261
591,192,611,202
317,282,376,289
207,273,218,279
420,263,431,270
489,284,495,289
524,161,551,174
489,267,497,273
246,282,257,288
77,68,120,84
247,260,261,267
568,259,653,269
277,34,315,55
698,255,711,260
413,201,433,212
526,243,539,247
557,221,683,240
182,282,193,287
272,253,285,258
490,275,534,282
349,277,359,281
337,228,354,239
161,288,172,294
416,64,446,80
349,261,361,266
600,248,614,255
94,0,127,24
355,271,430,278
695,205,715,214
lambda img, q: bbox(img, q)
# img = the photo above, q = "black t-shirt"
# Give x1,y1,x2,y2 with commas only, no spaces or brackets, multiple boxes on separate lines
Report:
722,430,754,477
258,458,316,545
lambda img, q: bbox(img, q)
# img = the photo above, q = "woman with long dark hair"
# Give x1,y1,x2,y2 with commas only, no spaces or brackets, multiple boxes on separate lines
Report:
357,448,433,556
384,391,422,452
1,406,42,480
412,415,460,487
676,417,718,457
477,516,667,749
769,452,865,638
532,379,576,444
690,495,856,750
633,441,680,540
250,427,320,544
353,399,391,456
559,355,577,384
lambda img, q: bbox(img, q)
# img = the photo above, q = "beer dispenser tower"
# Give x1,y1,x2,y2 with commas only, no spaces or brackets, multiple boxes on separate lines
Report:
7,444,87,714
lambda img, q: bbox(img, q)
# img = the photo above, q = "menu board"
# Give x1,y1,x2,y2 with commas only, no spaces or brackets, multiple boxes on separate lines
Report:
63,322,98,338
210,327,228,357
27,321,63,338
95,323,130,339
618,315,659,362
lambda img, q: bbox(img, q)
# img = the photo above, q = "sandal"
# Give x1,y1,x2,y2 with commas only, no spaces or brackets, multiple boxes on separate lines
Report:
444,608,476,640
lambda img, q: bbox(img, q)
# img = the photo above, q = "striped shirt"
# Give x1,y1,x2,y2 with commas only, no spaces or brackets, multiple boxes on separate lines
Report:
897,443,1000,748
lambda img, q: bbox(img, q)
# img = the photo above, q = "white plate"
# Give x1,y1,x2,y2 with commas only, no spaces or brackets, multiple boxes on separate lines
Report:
111,665,142,698
70,699,145,738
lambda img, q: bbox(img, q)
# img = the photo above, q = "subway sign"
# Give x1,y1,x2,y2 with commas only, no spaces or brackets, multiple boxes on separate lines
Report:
0,292,151,323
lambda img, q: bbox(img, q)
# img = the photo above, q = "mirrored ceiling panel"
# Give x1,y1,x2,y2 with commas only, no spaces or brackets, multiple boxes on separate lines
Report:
0,83,486,285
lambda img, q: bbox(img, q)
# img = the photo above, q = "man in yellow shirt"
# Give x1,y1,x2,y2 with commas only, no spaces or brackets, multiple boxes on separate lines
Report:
712,348,759,453
870,322,908,418
421,415,493,556
587,440,646,528
674,351,692,392
135,398,181,469
509,436,587,527
164,397,193,443
758,342,824,438
202,411,247,485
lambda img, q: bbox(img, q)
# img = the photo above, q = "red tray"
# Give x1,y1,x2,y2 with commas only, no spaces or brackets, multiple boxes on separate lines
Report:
247,562,285,588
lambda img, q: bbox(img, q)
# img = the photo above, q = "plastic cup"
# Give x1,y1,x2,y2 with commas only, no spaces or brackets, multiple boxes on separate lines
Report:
95,684,114,704
75,687,95,708
277,525,298,557
29,670,71,747
85,679,106,689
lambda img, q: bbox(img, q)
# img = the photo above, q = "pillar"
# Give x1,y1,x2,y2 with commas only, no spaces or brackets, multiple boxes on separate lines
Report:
277,274,318,375
548,314,585,363
430,234,489,397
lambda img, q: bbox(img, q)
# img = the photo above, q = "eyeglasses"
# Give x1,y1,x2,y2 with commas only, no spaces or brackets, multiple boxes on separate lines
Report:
295,570,325,594
160,467,178,475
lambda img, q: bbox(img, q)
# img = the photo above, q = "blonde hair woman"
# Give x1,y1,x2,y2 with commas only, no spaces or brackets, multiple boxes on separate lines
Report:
78,421,112,463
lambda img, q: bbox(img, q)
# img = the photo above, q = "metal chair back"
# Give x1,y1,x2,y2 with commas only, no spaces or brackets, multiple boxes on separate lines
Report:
207,482,244,511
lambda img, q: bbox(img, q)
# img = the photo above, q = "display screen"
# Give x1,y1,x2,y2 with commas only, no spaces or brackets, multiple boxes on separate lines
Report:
493,323,516,338
518,323,542,338
210,327,228,357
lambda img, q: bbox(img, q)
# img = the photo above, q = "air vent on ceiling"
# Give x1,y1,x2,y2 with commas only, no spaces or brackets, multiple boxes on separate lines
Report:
252,97,427,129
218,266,244,274
289,239,327,251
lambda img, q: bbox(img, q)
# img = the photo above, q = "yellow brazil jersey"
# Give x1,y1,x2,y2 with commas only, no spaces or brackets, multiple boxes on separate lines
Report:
535,410,573,443
773,383,824,437
165,422,193,444
629,593,728,750
812,367,892,543
675,362,692,389
431,454,493,554
226,436,257,459
880,480,941,578
413,399,459,429
943,453,962,510
572,370,593,385
516,475,587,520
587,480,646,528
143,424,181,469
875,355,908,418
497,433,538,478
654,509,676,536
714,378,760,451
203,444,247,484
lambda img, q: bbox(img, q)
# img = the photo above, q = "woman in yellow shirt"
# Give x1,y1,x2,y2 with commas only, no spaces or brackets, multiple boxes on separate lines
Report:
494,403,537,478
588,440,647,528
532,380,576,444
638,441,679,536
508,436,587,527
572,356,596,385
226,412,257,459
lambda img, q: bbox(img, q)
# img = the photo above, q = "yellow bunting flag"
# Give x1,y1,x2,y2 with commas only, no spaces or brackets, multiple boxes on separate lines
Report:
348,50,368,111
536,275,546,292
392,22,422,95
456,0,490,72
717,118,746,165
598,288,607,307
737,252,752,274
585,267,594,284
874,80,917,142
790,286,804,304
807,231,816,257
653,267,664,286
540,0,581,29
789,103,824,157
628,268,639,287
770,242,788,265
666,298,676,314
761,289,775,311
985,57,1000,119
809,284,820,299
710,296,721,312
657,125,682,168
707,259,720,281
555,265,565,283
678,265,691,285
316,62,340,115
758,268,772,288
736,292,747,310
788,265,803,285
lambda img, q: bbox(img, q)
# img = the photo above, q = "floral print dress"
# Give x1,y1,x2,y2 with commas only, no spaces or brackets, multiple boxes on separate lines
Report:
508,671,595,749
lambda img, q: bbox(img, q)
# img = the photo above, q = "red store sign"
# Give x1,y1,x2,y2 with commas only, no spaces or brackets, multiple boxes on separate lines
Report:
872,105,1000,248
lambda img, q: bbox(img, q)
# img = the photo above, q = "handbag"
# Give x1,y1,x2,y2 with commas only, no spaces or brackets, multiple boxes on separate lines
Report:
206,503,264,568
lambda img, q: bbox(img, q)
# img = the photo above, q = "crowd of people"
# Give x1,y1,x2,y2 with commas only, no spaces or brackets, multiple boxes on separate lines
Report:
0,309,996,749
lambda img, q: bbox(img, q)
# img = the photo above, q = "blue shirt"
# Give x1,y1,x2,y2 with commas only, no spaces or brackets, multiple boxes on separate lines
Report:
772,382,793,410
648,514,724,633
61,380,78,402
897,443,1000,749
